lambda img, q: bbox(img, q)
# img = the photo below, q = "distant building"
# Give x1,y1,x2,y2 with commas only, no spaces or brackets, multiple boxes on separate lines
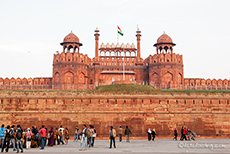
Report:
0,28,229,90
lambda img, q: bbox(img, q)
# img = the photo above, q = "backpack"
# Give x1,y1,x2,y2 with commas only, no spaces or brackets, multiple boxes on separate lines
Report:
16,128,22,139
5,130,11,141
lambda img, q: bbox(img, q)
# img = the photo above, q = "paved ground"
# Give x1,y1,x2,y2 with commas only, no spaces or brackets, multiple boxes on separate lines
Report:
2,139,230,154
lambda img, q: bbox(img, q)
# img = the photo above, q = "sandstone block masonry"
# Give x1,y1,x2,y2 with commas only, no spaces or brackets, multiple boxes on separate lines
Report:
0,90,230,138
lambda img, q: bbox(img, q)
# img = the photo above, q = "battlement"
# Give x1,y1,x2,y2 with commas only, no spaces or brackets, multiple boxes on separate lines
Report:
184,78,230,90
144,53,183,65
53,52,92,66
0,77,52,89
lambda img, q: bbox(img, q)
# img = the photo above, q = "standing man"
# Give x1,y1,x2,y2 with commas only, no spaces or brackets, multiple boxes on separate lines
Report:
58,125,65,145
109,126,116,149
0,124,6,148
118,126,123,142
15,125,23,153
10,125,16,151
125,126,132,142
38,125,46,150
79,125,87,151
74,126,79,142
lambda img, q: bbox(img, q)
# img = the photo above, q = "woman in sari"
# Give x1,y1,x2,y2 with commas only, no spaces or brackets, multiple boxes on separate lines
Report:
48,127,54,146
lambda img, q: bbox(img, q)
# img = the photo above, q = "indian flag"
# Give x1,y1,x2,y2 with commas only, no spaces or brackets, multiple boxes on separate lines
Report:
117,26,124,36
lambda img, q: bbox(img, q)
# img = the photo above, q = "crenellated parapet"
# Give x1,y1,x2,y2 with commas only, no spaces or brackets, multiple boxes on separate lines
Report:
184,78,230,90
0,77,52,89
53,52,92,66
145,53,183,65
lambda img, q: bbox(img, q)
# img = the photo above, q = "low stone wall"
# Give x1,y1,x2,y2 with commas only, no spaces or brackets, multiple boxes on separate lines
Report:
0,91,230,138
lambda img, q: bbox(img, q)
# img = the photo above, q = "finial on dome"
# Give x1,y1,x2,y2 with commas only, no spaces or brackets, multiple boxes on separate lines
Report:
71,30,73,33
136,25,141,33
163,31,165,34
95,27,99,33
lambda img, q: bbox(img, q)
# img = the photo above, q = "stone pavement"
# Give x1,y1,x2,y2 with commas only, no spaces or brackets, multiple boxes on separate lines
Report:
3,139,230,154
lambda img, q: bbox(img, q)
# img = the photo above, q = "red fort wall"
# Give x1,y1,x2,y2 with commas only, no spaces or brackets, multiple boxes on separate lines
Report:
1,92,230,138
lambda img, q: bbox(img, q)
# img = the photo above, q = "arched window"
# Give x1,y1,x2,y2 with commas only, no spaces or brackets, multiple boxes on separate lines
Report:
116,51,120,56
131,51,135,56
100,51,105,56
164,46,168,53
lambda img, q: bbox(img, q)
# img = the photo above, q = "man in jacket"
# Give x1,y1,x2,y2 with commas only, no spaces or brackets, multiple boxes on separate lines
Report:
15,125,23,153
10,125,16,151
125,126,132,142
118,126,123,142
0,124,6,148
109,126,116,149
74,126,79,142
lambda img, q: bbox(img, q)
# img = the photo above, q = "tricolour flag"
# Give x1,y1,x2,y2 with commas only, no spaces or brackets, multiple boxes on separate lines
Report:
117,26,124,36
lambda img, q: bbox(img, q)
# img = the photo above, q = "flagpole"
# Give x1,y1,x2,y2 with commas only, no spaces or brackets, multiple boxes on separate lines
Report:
117,26,119,44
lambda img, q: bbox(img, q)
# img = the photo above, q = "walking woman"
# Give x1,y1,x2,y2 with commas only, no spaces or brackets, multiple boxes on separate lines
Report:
26,128,32,149
48,127,54,146
173,128,178,140
152,129,156,141
64,127,69,144
147,128,152,141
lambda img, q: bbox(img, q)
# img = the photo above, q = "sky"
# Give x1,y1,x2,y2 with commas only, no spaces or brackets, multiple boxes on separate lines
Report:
0,0,230,79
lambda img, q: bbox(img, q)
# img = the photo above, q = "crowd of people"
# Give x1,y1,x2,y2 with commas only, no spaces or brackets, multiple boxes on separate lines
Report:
173,126,196,141
0,123,198,153
0,124,69,153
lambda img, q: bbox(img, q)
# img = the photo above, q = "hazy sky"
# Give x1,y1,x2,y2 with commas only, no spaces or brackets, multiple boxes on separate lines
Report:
0,0,229,79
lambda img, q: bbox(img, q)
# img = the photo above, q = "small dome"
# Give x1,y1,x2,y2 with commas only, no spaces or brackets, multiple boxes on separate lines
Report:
126,43,130,48
100,43,105,48
106,43,110,48
131,43,135,48
111,43,115,48
157,32,173,44
121,43,125,48
116,43,120,48
63,31,79,43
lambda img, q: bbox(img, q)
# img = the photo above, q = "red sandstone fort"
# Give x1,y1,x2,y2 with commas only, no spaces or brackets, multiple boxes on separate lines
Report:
0,28,229,90
1,29,230,138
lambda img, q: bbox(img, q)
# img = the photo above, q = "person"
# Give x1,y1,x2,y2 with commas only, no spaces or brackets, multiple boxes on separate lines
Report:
147,128,152,141
31,126,38,136
91,126,96,147
64,127,69,144
181,127,188,141
109,126,116,149
118,126,123,142
10,125,16,151
74,126,79,142
173,128,178,140
15,125,23,153
124,126,132,142
54,128,60,145
58,125,65,145
180,126,184,140
88,125,94,149
26,128,32,149
1,125,11,153
79,125,87,151
38,125,46,150
152,129,156,141
48,127,54,146
0,124,6,148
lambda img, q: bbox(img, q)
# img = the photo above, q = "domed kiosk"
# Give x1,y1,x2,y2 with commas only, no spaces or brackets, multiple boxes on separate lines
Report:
60,31,83,53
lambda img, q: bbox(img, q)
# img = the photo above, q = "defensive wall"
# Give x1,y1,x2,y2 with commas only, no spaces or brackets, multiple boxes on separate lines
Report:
0,90,230,139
